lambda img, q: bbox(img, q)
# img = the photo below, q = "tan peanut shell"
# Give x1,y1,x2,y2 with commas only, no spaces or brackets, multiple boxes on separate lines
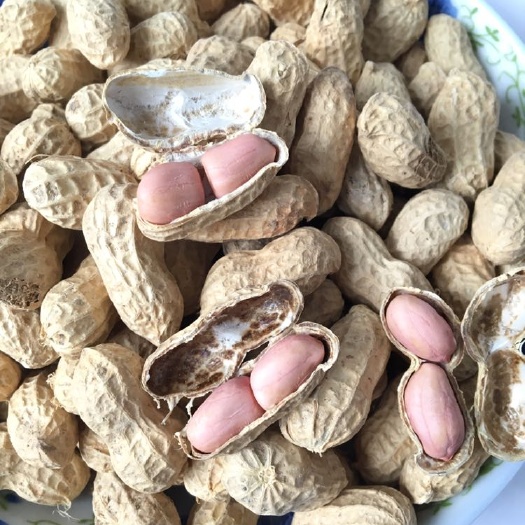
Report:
86,130,138,169
287,66,356,215
246,40,309,147
323,217,432,311
299,279,344,327
292,485,416,525
0,118,15,148
1,116,81,177
428,69,499,201
199,227,341,314
408,61,447,119
0,423,90,507
221,430,348,515
22,47,104,103
82,183,184,345
7,373,78,469
65,83,118,150
280,304,391,452
184,456,228,502
336,140,393,231
0,0,56,56
185,175,318,242
164,239,221,317
0,55,37,123
494,129,525,172
67,0,130,70
362,0,428,62
40,256,118,356
47,0,71,48
357,93,447,189
0,159,18,214
461,268,525,460
381,287,476,473
250,0,314,26
355,61,411,111
188,496,259,525
0,303,57,368
73,343,188,493
78,425,112,474
31,102,67,122
425,14,486,78
212,3,270,41
0,351,22,401
395,40,427,82
48,355,79,415
23,155,136,229
354,375,416,485
270,22,306,46
125,0,200,23
385,189,469,275
302,0,364,85
185,35,255,75
471,152,525,265
107,324,157,359
93,471,182,525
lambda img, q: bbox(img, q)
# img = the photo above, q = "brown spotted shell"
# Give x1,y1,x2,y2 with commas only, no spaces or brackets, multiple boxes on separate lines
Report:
461,267,525,460
380,287,475,473
142,280,339,459
103,67,288,242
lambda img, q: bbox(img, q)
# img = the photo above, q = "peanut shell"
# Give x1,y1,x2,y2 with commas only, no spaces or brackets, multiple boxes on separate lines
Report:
48,355,79,415
212,3,270,41
188,496,259,525
250,0,314,26
494,129,525,173
299,279,344,327
78,425,112,474
0,55,37,123
0,351,22,401
184,456,228,502
408,61,447,119
0,159,18,215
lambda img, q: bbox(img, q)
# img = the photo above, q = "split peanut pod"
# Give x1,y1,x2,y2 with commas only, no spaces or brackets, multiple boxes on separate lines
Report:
142,280,339,459
103,67,288,242
381,287,475,473
461,267,525,461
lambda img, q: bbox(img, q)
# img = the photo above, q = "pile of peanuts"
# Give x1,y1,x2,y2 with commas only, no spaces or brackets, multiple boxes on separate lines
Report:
1,0,525,523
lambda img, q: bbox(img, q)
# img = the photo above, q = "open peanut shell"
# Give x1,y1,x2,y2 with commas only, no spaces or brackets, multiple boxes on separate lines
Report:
461,267,525,461
141,280,339,459
103,67,289,241
380,287,475,473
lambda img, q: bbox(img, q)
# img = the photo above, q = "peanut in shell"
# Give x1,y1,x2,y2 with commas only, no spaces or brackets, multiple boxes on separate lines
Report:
0,351,22,401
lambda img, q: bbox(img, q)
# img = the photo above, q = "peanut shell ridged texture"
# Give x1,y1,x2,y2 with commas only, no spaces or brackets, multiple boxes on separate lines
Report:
292,486,416,525
184,457,228,502
86,131,138,169
355,61,411,111
186,175,319,242
428,69,499,201
299,279,344,327
72,344,188,493
78,426,112,473
7,373,78,468
185,35,254,75
251,0,314,26
221,430,348,515
396,41,427,82
357,93,446,189
336,141,393,231
323,217,432,311
107,324,157,359
471,152,525,265
93,471,182,525
354,375,416,485
287,67,356,214
385,189,469,275
47,0,72,48
0,0,56,56
40,256,118,356
200,226,341,314
22,48,104,103
48,355,79,414
188,497,259,525
0,424,90,506
362,0,428,62
23,156,136,230
280,305,391,452
270,22,306,46
494,130,525,173
32,102,67,122
408,61,447,119
424,14,486,78
0,351,21,401
67,0,130,69
0,55,37,123
65,83,118,149
0,159,18,214
0,118,15,147
1,117,81,177
125,0,203,28
126,12,197,63
399,434,490,504
0,303,58,368
246,40,309,148
302,0,364,86
212,3,270,41
82,183,184,345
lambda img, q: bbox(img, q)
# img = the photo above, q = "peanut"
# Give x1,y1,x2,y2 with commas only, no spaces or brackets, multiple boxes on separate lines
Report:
188,497,259,525
78,425,112,474
183,456,228,503
408,61,447,119
0,351,22,401
249,0,314,26
404,363,465,461
299,279,344,327
0,159,18,215
212,3,270,42
0,55,37,123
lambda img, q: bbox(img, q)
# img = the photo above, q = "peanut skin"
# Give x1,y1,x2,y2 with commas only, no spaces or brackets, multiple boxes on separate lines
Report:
385,294,456,363
404,363,465,461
